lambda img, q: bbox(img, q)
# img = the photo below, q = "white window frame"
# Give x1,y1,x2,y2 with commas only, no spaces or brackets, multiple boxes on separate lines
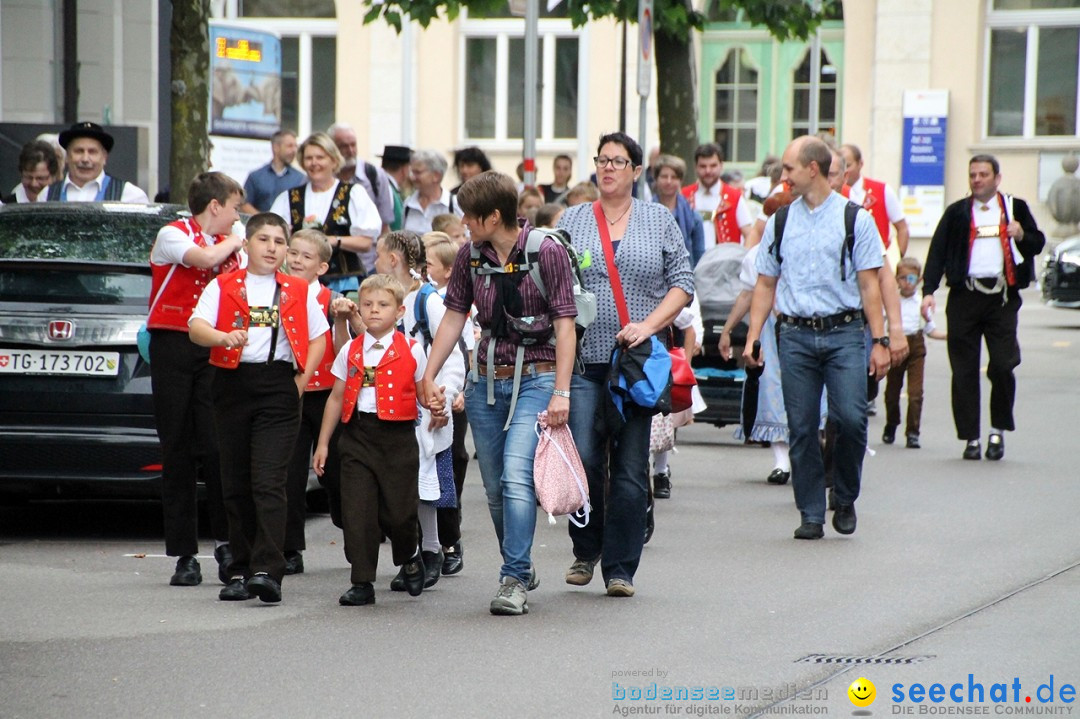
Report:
791,46,839,139
211,10,338,140
984,1,1080,140
458,14,587,153
711,47,760,164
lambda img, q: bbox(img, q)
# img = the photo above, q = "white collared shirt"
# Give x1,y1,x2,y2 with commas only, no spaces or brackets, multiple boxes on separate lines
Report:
330,330,427,415
968,202,1005,278
11,184,44,203
58,171,149,203
401,188,463,234
693,181,752,249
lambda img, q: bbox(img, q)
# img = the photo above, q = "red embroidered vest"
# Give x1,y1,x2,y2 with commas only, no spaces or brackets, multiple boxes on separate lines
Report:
147,218,239,332
209,270,312,370
681,182,744,244
339,331,418,423
859,178,891,248
306,286,335,391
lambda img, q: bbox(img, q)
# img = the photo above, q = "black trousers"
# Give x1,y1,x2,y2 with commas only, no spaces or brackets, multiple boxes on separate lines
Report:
285,389,344,550
212,361,300,583
149,329,228,556
946,285,1021,440
338,412,419,585
436,406,469,547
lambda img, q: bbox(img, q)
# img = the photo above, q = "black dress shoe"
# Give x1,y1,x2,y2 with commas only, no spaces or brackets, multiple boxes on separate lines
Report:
832,504,857,535
906,435,920,449
246,573,282,603
390,567,407,592
402,555,425,597
170,555,202,586
767,468,790,485
985,434,1004,460
441,543,463,576
882,425,896,444
421,549,443,588
643,496,655,545
213,544,232,585
963,441,982,460
339,583,375,606
794,522,824,540
219,577,252,601
284,550,304,575
652,471,671,499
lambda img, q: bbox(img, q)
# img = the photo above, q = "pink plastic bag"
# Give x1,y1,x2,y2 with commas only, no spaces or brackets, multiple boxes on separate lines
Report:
533,411,591,527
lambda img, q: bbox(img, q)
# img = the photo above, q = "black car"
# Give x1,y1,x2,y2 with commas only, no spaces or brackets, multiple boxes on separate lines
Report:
1041,236,1080,308
0,202,188,500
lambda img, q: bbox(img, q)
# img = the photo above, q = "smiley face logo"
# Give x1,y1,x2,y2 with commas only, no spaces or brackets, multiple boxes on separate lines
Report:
848,677,876,708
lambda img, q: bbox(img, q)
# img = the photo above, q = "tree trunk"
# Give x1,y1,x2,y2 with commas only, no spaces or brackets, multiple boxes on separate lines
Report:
169,0,211,206
655,29,700,183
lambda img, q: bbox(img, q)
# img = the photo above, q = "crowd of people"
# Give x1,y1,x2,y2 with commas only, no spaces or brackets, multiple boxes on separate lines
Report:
7,119,1045,612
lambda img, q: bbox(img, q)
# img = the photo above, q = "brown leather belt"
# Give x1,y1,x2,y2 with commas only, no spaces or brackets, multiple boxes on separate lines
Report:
477,360,557,380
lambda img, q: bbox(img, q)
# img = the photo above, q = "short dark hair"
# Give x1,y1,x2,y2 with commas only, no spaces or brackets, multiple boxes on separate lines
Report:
534,203,564,228
694,143,724,164
187,171,244,214
456,171,519,231
271,129,296,144
453,146,492,175
19,140,60,176
970,154,1000,175
246,211,290,240
797,138,833,177
597,132,643,168
553,154,572,166
841,143,863,164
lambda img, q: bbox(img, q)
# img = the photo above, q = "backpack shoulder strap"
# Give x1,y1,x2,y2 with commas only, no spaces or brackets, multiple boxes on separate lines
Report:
412,283,436,343
363,162,380,201
842,200,861,281
771,205,790,265
524,228,553,301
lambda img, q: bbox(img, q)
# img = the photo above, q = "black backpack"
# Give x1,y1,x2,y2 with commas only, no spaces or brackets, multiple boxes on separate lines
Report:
772,200,863,281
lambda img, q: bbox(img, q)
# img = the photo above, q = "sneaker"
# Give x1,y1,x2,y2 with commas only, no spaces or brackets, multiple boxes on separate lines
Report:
527,564,540,591
882,425,896,444
906,434,920,449
490,576,528,616
794,522,824,540
565,557,598,586
652,470,671,499
832,504,857,535
606,578,635,597
169,555,202,586
866,399,877,416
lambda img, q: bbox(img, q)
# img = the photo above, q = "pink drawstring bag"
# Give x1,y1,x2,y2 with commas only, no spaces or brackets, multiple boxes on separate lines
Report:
533,411,591,527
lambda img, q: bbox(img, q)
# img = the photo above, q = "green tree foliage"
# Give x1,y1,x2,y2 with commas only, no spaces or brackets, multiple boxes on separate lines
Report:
362,0,837,177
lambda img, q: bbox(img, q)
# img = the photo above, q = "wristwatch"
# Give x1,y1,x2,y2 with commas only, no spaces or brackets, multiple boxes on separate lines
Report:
872,336,891,348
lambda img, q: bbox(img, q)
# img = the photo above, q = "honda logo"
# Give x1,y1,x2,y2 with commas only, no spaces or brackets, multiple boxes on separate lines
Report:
48,320,74,341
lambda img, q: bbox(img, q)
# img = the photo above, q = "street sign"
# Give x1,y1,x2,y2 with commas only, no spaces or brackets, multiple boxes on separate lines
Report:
900,90,949,237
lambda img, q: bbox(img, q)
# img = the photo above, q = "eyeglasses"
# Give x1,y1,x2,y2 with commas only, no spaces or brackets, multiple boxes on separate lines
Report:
594,155,634,170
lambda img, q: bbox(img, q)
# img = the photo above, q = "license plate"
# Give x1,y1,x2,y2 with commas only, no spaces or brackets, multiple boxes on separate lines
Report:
0,349,121,376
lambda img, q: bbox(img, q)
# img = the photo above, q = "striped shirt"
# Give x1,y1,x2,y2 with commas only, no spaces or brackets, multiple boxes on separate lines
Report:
443,224,578,366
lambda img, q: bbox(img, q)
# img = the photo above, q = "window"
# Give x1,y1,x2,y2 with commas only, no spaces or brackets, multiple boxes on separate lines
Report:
792,48,838,139
461,13,581,143
712,49,758,163
986,2,1080,137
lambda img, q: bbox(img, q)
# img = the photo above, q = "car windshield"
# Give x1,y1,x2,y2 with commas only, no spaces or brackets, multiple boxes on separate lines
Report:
0,204,182,263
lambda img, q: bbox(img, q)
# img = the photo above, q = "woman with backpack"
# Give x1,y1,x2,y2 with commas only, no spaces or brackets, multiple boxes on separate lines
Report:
555,132,695,598
419,171,579,616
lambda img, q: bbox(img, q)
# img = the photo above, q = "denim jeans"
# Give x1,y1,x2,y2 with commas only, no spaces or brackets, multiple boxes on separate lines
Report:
464,371,555,585
566,368,652,583
778,320,867,525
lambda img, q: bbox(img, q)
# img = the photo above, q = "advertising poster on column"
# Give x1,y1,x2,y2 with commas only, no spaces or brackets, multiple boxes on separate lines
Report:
900,90,948,237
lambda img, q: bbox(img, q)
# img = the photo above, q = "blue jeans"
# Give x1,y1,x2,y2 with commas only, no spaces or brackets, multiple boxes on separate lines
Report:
778,320,868,525
566,368,652,583
464,371,554,585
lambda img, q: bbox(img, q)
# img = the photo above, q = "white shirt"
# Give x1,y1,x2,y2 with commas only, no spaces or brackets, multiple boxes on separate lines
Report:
190,271,329,364
692,181,753,249
150,220,242,270
269,182,381,240
330,330,427,415
848,177,904,224
11,184,44,203
673,296,704,348
402,188,464,234
402,285,466,397
968,202,1006,278
58,171,149,203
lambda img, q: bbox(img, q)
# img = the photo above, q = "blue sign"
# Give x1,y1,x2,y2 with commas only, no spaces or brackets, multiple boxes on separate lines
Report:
901,116,947,187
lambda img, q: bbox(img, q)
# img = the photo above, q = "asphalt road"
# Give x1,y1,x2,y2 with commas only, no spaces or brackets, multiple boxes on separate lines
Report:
1,288,1078,719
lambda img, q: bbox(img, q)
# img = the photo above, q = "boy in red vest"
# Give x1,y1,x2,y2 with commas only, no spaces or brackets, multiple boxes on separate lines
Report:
189,213,328,603
313,274,430,607
282,229,355,571
148,171,244,588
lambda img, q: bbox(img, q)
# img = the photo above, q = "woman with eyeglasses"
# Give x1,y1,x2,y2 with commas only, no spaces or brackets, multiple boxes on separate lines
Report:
555,132,694,598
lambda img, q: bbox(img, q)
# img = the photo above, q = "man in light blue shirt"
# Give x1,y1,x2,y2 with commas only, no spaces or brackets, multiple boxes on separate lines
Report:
744,136,890,540
241,130,305,214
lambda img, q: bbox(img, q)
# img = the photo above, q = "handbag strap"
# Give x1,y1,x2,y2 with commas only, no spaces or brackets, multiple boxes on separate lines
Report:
593,201,630,327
